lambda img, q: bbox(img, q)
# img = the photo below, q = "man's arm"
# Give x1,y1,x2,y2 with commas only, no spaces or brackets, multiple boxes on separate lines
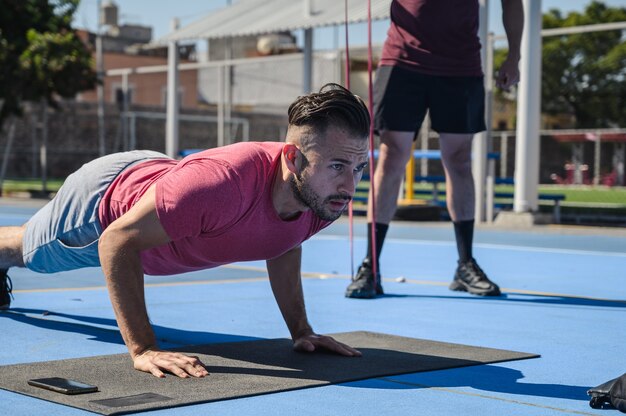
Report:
497,0,524,90
98,184,208,378
266,246,361,357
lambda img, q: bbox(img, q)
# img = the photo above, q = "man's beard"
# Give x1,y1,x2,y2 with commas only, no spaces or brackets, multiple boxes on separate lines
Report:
289,173,350,221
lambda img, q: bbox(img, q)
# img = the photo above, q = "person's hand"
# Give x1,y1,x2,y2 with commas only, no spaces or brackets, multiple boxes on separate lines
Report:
133,349,209,378
495,54,521,91
293,333,362,357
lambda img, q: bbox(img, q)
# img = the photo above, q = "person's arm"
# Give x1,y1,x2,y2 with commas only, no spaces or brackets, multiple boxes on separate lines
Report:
266,245,361,357
497,0,524,90
98,184,208,378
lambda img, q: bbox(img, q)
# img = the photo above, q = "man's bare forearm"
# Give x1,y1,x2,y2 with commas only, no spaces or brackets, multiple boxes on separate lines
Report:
502,0,524,59
99,228,157,357
266,246,313,340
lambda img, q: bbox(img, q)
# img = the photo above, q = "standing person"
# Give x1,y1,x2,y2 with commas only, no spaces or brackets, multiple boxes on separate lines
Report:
0,84,370,378
346,0,523,299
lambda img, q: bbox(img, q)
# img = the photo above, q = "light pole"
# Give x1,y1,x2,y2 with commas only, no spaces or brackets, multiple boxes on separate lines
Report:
96,0,106,156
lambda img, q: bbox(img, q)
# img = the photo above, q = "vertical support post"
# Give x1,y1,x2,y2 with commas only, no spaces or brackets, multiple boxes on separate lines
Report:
593,132,601,185
336,50,343,85
129,113,137,150
224,39,232,145
472,1,490,223
303,28,313,94
165,19,180,158
121,71,129,150
96,0,106,157
486,157,495,223
217,64,225,148
573,143,584,184
514,0,542,213
30,110,37,177
614,143,625,186
500,131,508,178
404,143,415,201
419,114,430,177
40,100,48,193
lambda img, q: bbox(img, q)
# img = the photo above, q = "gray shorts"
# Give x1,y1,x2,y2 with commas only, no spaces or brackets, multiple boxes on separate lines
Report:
23,150,169,273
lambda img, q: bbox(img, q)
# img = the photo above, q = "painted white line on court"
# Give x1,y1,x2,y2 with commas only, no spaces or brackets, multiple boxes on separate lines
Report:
310,235,626,258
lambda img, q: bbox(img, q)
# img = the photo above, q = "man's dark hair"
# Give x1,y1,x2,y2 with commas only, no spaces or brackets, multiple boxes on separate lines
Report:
287,83,370,140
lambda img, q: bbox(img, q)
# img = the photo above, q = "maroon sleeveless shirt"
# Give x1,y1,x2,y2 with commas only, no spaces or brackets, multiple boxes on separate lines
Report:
380,0,483,76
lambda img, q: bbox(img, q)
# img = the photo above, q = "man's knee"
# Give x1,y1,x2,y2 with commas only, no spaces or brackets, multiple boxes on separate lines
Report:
379,131,414,170
440,134,473,174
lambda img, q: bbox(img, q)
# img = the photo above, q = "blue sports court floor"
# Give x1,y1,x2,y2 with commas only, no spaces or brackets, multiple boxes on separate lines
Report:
1,197,625,415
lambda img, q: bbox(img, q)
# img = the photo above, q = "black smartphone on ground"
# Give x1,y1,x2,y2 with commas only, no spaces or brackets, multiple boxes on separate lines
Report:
27,377,98,395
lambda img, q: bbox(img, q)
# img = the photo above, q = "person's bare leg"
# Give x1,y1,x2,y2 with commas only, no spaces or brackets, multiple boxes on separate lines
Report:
367,131,415,224
0,225,26,268
440,133,500,296
0,225,24,309
439,133,474,222
346,130,414,299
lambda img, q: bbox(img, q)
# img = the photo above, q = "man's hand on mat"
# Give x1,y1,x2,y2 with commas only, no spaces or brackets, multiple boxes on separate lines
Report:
133,349,210,378
293,334,362,357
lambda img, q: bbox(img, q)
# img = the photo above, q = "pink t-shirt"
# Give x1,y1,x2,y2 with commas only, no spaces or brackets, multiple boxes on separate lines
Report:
380,0,483,76
99,142,331,275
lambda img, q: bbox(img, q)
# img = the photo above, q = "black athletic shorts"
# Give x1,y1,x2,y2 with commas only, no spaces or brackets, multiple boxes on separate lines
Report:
373,65,486,135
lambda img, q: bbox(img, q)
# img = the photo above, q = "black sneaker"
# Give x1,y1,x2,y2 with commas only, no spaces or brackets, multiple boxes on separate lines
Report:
1,269,13,310
449,259,501,296
345,261,384,299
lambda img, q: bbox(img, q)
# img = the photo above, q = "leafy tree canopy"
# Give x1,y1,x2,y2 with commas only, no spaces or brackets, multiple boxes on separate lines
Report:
0,0,96,126
495,1,626,129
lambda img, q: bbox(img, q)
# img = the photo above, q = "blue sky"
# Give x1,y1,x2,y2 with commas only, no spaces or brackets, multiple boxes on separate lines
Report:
74,0,626,49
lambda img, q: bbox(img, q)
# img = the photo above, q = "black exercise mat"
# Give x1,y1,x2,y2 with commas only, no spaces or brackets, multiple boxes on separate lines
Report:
0,331,538,415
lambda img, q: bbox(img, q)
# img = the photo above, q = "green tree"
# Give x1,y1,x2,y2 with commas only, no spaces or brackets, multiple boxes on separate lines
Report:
542,1,626,128
493,1,626,129
0,0,96,127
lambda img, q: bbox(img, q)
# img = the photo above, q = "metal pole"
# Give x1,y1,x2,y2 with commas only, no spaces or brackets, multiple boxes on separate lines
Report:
165,19,180,158
303,28,313,94
514,0,542,213
472,0,490,223
593,132,601,185
486,157,495,223
419,114,430,177
30,110,37,177
225,43,232,145
96,0,106,156
225,0,234,144
130,113,136,150
573,143,583,184
491,21,626,42
217,64,225,147
500,131,508,178
404,142,415,201
40,100,48,193
122,71,129,150
615,143,625,186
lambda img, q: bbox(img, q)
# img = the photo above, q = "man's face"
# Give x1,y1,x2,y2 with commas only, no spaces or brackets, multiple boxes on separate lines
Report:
290,126,369,221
